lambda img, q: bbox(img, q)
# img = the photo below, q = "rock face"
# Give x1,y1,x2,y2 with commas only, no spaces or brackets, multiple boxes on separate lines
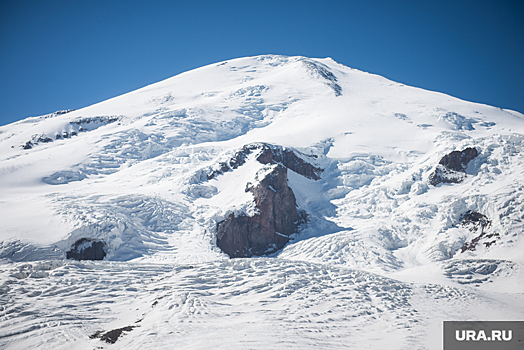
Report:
214,143,319,258
216,164,306,258
66,238,107,260
429,147,478,186
208,142,323,181
20,115,120,150
459,210,499,252
90,326,136,344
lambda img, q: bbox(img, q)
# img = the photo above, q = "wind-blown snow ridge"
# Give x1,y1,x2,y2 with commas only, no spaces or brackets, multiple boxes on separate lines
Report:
0,54,523,349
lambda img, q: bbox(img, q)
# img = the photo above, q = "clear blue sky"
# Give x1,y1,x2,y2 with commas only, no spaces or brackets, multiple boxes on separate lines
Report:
1,0,523,126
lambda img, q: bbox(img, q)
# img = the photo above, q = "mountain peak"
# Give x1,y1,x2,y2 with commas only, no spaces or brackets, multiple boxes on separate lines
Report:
1,55,524,348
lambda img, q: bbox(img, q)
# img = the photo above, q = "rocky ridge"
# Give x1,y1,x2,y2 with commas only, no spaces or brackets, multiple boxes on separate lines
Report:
1,54,524,349
66,238,107,261
214,143,322,257
207,142,323,181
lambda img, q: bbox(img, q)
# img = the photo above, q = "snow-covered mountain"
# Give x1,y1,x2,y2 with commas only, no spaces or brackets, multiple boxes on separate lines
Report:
1,55,523,349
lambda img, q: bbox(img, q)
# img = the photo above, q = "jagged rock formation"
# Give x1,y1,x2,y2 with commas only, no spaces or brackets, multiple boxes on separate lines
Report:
66,238,107,260
429,147,478,186
53,109,75,115
208,142,323,181
216,164,307,258
214,143,321,258
69,115,121,131
90,325,136,344
20,115,121,150
21,134,53,149
459,210,499,252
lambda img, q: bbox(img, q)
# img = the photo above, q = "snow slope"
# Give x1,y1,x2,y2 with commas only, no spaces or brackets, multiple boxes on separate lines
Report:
1,55,523,349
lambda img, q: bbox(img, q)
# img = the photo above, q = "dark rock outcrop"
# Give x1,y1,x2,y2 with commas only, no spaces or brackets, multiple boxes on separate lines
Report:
438,147,478,172
429,147,478,186
302,60,342,96
53,109,75,116
21,134,53,149
216,164,306,258
66,238,106,260
208,142,323,181
69,115,121,129
21,115,121,150
213,142,323,258
90,325,136,344
459,210,499,252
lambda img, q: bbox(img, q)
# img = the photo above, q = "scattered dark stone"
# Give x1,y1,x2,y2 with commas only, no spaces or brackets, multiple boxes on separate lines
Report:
208,143,323,181
53,109,75,116
460,210,490,228
20,115,119,151
38,135,53,143
21,134,54,149
429,147,478,186
459,210,499,252
90,326,136,344
216,164,306,258
69,115,121,126
40,109,75,120
66,238,106,261
89,331,103,339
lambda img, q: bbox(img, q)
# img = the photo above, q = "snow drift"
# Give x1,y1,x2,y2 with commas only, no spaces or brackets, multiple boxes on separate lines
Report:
1,55,523,349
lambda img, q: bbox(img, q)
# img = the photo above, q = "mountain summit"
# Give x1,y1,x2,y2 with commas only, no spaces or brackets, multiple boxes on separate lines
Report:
1,55,523,349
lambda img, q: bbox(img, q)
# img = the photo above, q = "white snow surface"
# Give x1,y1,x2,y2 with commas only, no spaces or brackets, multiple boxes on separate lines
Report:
1,55,523,349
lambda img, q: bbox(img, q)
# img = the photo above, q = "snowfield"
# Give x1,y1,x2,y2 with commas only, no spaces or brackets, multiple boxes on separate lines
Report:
1,55,523,349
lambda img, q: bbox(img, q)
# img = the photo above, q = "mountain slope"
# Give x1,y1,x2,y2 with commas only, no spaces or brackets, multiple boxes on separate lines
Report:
1,55,523,349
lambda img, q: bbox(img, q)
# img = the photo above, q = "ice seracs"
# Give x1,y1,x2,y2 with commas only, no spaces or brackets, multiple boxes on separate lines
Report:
0,54,523,349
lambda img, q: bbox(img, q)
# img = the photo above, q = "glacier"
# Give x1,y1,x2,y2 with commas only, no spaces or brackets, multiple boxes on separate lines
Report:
0,55,523,349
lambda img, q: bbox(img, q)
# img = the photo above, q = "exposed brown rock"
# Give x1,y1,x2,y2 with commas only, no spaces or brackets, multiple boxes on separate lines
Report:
216,164,306,258
213,143,322,258
255,144,323,180
208,143,323,181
